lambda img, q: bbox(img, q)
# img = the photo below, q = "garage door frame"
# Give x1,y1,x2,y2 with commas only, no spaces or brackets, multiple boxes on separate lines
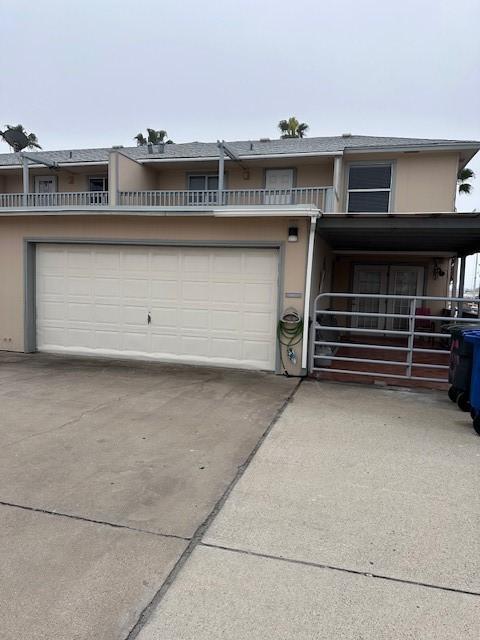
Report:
24,238,285,372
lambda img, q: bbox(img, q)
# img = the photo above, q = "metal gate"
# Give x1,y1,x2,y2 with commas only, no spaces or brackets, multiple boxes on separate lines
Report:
310,293,480,384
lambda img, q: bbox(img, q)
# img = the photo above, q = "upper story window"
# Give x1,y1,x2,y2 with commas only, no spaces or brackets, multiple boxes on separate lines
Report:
188,175,219,191
347,164,392,212
89,176,108,192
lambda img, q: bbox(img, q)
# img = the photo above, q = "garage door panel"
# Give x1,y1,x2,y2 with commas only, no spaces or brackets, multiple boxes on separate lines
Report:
151,280,179,301
68,303,94,322
244,282,275,304
122,279,149,299
150,307,178,328
36,245,278,370
182,281,210,301
94,278,122,297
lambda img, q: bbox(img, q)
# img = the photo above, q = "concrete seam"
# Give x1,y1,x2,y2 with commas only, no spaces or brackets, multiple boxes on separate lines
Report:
201,542,480,598
0,500,189,542
123,377,303,640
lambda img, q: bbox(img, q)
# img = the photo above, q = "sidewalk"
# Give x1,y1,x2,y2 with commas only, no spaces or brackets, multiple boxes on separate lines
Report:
136,381,480,639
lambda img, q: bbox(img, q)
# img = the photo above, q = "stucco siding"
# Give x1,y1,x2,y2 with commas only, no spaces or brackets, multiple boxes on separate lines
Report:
0,214,309,375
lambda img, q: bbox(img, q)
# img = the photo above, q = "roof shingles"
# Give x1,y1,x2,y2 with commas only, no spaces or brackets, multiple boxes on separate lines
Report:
0,135,478,167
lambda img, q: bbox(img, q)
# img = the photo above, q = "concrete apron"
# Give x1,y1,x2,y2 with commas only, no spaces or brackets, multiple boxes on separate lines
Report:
136,380,480,640
0,353,297,640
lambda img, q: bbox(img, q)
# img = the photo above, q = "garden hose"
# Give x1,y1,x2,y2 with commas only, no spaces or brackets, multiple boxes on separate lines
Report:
277,309,303,375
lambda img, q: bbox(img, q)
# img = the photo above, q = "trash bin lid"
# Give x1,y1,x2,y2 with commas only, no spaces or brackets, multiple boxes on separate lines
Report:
463,329,480,342
445,324,480,336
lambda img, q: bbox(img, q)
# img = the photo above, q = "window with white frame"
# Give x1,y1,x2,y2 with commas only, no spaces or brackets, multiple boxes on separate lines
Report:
88,176,108,192
347,164,392,212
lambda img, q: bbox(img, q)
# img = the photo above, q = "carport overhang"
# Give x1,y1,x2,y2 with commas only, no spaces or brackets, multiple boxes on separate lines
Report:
317,213,480,256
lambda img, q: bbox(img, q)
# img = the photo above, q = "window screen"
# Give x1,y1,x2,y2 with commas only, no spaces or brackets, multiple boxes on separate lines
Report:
347,164,392,212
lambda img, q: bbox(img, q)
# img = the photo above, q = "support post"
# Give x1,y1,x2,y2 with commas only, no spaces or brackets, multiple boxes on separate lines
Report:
218,143,224,206
22,155,29,206
458,256,466,317
332,155,343,212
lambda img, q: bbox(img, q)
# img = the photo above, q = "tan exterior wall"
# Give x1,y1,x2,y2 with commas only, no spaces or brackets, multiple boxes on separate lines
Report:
0,214,309,375
342,151,459,212
113,152,157,192
0,166,108,193
393,153,458,212
143,162,334,191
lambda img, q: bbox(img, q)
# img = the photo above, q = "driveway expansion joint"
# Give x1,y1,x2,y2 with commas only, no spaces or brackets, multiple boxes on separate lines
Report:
123,377,303,640
200,542,480,598
0,500,189,541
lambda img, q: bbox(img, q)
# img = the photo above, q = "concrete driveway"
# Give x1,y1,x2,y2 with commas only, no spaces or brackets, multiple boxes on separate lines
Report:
0,353,297,640
136,381,480,639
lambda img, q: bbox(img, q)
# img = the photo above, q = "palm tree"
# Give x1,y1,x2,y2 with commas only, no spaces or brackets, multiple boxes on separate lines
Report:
1,124,42,151
458,167,475,195
278,117,309,139
134,128,173,146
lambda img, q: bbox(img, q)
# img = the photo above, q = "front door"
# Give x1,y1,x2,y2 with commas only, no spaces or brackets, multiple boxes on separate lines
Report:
352,266,388,329
265,169,294,204
352,265,424,330
387,266,424,330
34,176,57,193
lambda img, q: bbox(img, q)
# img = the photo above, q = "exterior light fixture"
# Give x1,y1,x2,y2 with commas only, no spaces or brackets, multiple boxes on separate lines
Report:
288,226,298,242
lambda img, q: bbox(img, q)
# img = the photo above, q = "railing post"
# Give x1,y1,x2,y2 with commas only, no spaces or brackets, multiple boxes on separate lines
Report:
406,297,416,378
22,155,29,206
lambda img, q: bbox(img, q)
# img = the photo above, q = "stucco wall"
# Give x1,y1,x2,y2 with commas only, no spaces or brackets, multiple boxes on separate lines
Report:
113,152,157,192
342,151,459,212
0,214,309,375
0,167,108,193
141,162,333,191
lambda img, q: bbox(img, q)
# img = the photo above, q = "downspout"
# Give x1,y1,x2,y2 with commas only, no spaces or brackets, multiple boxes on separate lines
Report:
301,214,318,371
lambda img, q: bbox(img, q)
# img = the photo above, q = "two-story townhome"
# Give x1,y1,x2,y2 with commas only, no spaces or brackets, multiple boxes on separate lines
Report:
0,134,479,386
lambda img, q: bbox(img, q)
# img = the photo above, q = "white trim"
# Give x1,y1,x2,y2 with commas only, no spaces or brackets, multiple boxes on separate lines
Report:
0,161,109,170
302,216,317,369
333,250,456,256
138,151,344,164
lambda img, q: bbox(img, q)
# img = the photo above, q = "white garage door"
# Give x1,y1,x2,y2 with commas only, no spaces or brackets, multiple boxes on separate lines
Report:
36,244,279,370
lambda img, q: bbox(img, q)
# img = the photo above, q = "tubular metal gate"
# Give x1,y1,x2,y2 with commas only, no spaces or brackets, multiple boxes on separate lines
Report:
310,293,480,384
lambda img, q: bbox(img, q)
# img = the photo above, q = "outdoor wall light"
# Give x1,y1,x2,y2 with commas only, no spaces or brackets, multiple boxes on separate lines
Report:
433,259,446,280
288,226,298,242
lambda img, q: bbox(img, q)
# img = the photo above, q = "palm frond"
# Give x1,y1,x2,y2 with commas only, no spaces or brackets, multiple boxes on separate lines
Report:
459,183,472,194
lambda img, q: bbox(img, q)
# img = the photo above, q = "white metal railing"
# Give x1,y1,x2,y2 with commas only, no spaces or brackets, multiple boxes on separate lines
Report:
310,293,480,384
118,187,333,209
0,192,109,208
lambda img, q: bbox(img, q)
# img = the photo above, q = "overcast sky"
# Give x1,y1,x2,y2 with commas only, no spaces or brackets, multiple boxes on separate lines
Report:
1,0,479,278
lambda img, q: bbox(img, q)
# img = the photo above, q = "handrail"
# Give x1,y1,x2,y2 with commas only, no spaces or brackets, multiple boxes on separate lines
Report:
0,192,109,207
118,187,333,209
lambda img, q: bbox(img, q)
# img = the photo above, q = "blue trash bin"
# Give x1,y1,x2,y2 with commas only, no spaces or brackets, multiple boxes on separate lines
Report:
463,330,480,435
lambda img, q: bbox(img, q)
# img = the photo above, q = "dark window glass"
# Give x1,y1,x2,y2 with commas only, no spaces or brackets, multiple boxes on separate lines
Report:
348,191,390,212
348,165,391,190
207,175,219,190
188,176,206,190
89,177,107,191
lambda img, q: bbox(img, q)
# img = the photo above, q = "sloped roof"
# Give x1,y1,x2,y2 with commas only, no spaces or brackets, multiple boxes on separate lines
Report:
0,135,478,167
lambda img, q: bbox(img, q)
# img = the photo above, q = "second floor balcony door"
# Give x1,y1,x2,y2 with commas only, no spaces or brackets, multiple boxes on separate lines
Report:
265,169,293,204
34,176,57,206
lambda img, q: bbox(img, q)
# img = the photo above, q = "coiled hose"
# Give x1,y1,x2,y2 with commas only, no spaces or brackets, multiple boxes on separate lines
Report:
277,309,303,375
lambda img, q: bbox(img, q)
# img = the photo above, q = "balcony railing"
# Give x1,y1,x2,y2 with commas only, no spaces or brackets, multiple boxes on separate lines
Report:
0,191,109,208
118,187,333,209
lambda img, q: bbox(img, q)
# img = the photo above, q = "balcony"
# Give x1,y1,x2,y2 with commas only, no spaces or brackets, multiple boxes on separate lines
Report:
0,192,109,208
118,187,333,209
0,187,332,211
